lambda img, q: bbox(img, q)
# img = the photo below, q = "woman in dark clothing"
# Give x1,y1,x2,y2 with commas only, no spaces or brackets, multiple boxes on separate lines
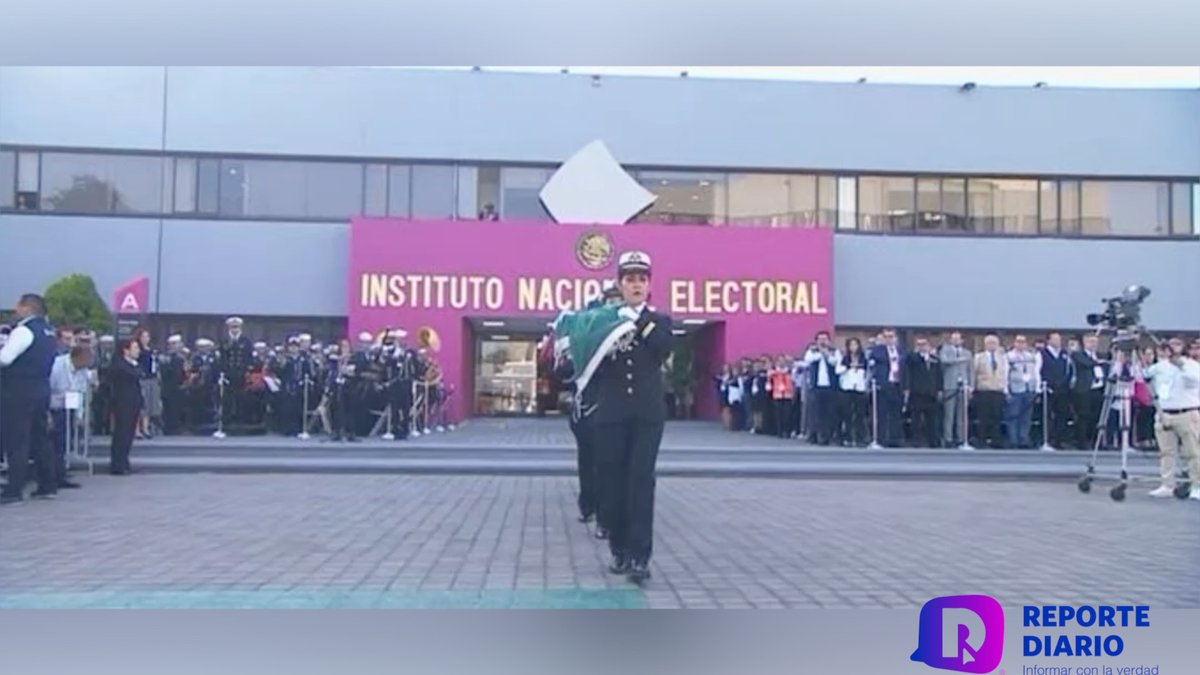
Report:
108,337,144,475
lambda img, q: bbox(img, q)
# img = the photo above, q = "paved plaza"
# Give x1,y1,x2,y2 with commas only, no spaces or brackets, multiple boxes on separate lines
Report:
1,473,1196,609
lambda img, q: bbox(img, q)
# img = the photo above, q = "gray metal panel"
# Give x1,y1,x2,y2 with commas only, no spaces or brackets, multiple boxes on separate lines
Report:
0,214,160,310
833,234,1200,331
0,67,166,150
156,218,347,316
151,67,1200,176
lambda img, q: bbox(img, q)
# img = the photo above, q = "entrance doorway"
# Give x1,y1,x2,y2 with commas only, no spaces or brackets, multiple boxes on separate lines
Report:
666,320,725,420
468,316,560,417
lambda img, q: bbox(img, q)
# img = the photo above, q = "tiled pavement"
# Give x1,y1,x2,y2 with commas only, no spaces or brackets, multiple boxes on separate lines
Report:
0,473,1196,608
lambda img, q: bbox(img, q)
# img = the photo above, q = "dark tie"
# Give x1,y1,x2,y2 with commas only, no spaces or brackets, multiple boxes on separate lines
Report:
989,353,996,372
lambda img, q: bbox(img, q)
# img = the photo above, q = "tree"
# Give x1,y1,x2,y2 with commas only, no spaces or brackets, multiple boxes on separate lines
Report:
44,274,113,333
43,174,131,213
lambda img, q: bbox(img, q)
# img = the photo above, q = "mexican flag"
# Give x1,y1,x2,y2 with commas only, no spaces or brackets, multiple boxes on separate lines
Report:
552,303,637,400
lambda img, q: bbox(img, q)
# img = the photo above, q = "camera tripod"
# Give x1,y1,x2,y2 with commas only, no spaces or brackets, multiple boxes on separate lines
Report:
1077,363,1190,502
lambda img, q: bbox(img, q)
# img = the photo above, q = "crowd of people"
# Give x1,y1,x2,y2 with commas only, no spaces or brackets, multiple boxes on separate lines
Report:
1,300,453,505
715,329,1200,457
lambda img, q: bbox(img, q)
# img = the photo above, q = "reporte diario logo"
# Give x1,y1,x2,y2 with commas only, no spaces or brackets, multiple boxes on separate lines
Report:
912,595,1006,674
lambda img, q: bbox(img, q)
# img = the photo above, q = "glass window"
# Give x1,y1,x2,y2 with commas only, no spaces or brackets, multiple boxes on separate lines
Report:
472,166,501,220
0,150,13,208
1170,182,1193,235
726,173,816,227
173,158,197,213
816,176,837,227
197,159,220,214
217,159,363,219
500,167,553,221
1060,180,1081,234
17,152,39,193
364,164,388,216
386,165,411,217
1080,181,1170,236
455,165,479,220
637,171,726,225
474,337,539,415
40,152,164,214
410,164,456,219
967,179,1038,234
915,178,942,232
1038,181,1058,234
836,176,856,230
857,176,914,231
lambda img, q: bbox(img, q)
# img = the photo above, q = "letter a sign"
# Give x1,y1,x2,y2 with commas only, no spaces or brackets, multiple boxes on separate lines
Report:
112,277,150,317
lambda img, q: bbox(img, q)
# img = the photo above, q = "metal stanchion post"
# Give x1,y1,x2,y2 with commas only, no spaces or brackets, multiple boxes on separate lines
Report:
298,374,312,440
382,401,395,441
422,382,431,435
1038,381,1055,452
958,380,974,451
867,379,883,450
213,374,227,439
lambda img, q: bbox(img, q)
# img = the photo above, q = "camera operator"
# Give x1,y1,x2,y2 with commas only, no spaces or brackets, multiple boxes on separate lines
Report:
1071,335,1108,450
1143,337,1200,501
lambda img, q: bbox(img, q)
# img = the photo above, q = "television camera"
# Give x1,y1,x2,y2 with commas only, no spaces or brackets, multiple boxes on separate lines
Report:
1085,285,1156,353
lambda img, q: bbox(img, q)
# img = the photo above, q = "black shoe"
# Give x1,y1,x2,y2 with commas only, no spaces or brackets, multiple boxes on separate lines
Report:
627,560,651,583
594,527,609,540
58,480,82,489
31,489,58,500
607,555,630,575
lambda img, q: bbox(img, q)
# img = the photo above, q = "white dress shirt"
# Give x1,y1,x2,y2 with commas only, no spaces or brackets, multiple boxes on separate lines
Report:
1145,357,1200,411
0,317,36,367
50,354,91,409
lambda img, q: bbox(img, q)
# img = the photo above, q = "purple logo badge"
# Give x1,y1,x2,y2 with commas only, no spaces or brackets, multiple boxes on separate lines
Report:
911,595,1005,673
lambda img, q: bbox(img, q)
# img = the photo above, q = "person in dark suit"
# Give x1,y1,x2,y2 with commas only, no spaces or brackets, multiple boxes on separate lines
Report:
593,251,674,584
1039,332,1073,449
903,337,942,447
1071,334,1108,449
867,328,906,447
0,293,60,505
108,337,145,476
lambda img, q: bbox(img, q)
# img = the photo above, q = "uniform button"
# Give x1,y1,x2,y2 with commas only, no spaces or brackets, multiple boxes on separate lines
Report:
626,359,633,366
626,373,633,380
627,387,634,394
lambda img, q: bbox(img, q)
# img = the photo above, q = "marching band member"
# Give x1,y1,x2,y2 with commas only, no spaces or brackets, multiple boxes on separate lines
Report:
325,339,360,442
218,317,254,433
186,338,218,433
385,329,415,440
160,334,188,435
593,251,674,583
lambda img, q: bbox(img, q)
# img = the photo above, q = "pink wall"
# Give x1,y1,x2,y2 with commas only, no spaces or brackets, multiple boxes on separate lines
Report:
348,218,834,421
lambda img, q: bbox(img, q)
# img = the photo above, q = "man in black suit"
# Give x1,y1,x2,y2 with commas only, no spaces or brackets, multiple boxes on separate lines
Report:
592,251,674,584
1071,334,1108,449
867,328,906,447
1039,332,1073,449
903,337,942,447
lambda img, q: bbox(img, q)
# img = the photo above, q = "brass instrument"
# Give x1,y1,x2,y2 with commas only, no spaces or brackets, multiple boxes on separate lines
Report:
416,326,441,353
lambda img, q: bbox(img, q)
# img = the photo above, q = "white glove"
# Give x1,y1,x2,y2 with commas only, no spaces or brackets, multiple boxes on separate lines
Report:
617,307,639,323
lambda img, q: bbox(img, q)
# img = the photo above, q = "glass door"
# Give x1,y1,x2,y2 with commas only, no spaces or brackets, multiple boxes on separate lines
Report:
474,337,539,416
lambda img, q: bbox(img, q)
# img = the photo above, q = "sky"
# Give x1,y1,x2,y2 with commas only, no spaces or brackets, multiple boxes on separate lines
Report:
409,66,1200,89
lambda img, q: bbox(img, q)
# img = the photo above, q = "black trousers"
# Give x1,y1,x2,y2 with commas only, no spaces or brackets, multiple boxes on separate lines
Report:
908,392,939,447
110,400,138,474
329,385,357,440
975,391,1006,448
809,388,837,444
569,414,600,521
1047,390,1073,448
1073,389,1105,449
1,391,56,498
595,419,665,564
162,389,185,435
838,390,867,445
877,384,904,446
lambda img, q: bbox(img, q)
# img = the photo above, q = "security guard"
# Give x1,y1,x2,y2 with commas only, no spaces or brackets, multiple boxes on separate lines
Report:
0,293,61,505
592,252,674,583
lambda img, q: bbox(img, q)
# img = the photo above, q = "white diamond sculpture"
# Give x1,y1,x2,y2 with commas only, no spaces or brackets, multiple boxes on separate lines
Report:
539,140,657,225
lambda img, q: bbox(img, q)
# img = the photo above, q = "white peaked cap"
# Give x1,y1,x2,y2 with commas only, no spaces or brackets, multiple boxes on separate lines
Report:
617,250,651,273
358,331,374,342
167,334,183,343
225,316,244,326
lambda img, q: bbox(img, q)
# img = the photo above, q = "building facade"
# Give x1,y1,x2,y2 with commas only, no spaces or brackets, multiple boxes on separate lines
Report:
2,67,1198,412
